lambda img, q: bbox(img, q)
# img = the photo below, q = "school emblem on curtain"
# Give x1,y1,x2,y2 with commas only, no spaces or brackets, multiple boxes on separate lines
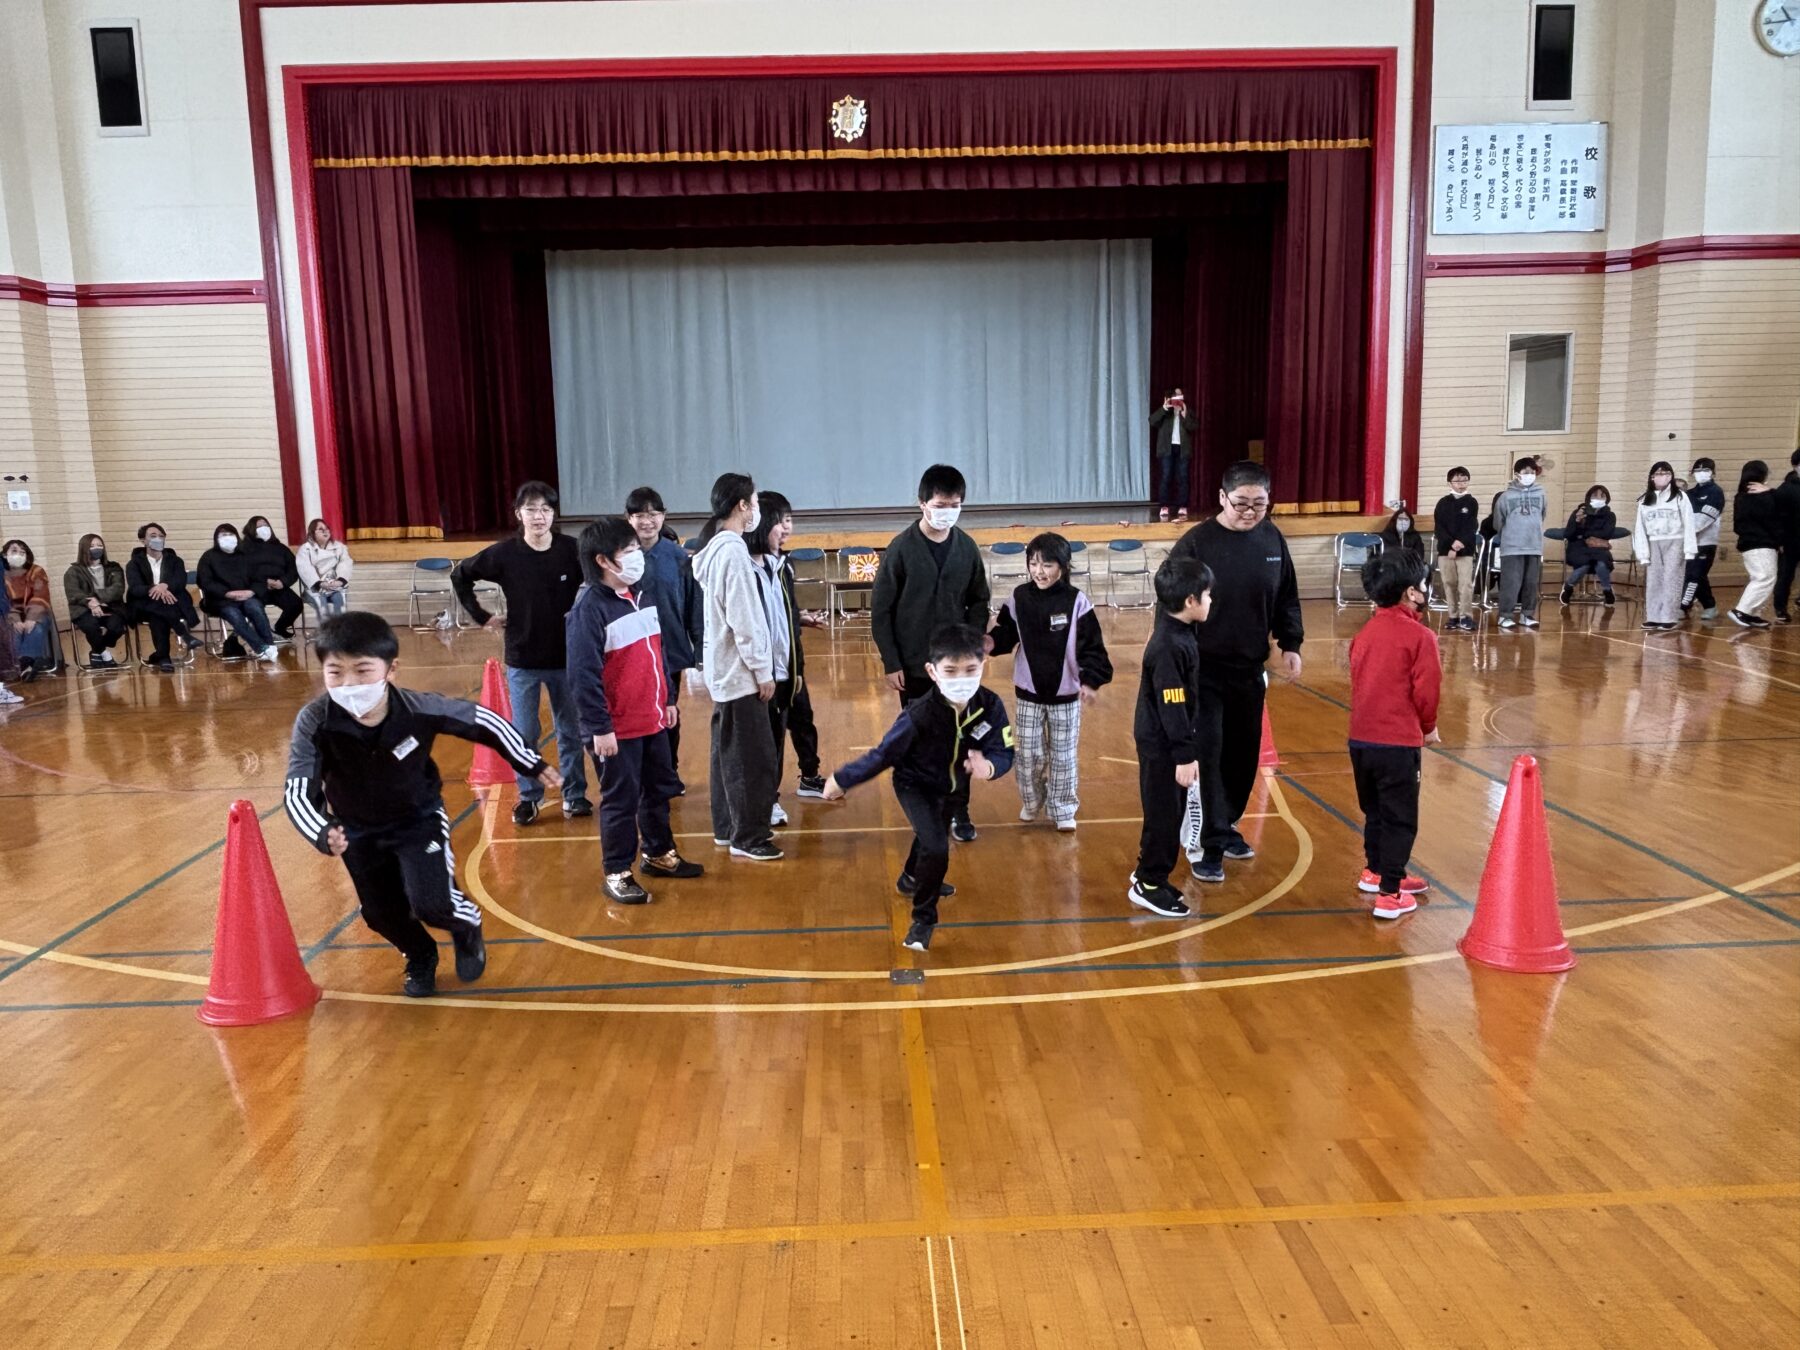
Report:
829,95,868,143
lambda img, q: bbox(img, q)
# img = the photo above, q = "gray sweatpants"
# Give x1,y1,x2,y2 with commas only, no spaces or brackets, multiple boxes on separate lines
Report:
1496,554,1543,618
1642,537,1685,624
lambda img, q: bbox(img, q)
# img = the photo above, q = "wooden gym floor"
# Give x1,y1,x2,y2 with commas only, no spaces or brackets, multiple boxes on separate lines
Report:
0,597,1796,1348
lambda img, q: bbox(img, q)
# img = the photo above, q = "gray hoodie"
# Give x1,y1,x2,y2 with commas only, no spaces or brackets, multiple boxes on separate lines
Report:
1493,480,1548,556
691,529,772,701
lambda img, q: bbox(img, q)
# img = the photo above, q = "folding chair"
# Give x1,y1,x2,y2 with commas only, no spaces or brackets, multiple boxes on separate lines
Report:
1104,540,1152,609
1332,533,1384,607
831,547,881,626
1067,539,1091,584
787,547,829,614
61,612,137,674
409,558,456,631
987,541,1028,594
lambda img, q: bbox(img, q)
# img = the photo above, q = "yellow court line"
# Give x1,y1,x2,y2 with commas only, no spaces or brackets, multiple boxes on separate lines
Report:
1,1181,1791,1277
460,781,1312,981
1585,630,1800,693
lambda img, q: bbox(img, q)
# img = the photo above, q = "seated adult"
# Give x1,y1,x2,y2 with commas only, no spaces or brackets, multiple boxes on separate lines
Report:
126,521,204,672
295,517,354,619
242,513,304,640
197,523,281,662
63,532,129,668
3,538,57,679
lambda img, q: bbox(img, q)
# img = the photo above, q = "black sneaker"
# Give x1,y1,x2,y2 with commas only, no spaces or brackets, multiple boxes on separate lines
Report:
1560,586,1573,605
153,658,175,673
1775,612,1791,625
402,951,438,998
1128,879,1192,918
604,872,651,904
950,816,977,843
273,627,295,643
220,638,247,660
796,774,828,799
902,922,934,952
729,842,784,862
896,872,956,899
1222,839,1255,861
451,924,486,982
1602,592,1616,607
562,797,595,819
1729,610,1772,630
1193,849,1226,884
182,633,203,651
641,850,703,879
511,800,541,827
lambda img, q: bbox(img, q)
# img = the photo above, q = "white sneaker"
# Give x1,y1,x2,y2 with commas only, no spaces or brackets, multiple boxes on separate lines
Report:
258,646,281,662
1019,806,1038,822
1055,818,1077,832
770,801,789,827
0,685,22,704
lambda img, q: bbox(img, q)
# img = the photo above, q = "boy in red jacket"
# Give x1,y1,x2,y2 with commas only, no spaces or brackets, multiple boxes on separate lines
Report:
1348,552,1443,918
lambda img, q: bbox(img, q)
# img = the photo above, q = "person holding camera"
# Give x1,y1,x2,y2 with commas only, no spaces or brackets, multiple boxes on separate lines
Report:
1150,388,1198,522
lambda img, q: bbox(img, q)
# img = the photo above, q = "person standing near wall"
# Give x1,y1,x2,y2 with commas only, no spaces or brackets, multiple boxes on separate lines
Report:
1492,458,1548,630
1726,460,1781,630
452,481,592,825
625,486,705,774
1433,467,1480,632
1633,460,1697,631
1773,448,1800,624
1681,457,1725,620
1150,388,1197,522
1167,460,1304,884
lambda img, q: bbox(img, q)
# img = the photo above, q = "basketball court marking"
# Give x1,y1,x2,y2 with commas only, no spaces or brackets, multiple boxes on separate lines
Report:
1583,630,1800,692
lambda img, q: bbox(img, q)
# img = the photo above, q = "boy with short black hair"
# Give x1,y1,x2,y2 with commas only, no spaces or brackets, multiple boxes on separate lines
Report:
1433,466,1480,631
1128,557,1214,919
823,623,1013,953
285,611,561,997
1492,457,1547,629
870,464,992,842
568,517,704,905
1349,552,1442,919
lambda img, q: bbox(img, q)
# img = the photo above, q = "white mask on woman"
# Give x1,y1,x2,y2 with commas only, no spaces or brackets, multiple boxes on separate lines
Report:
934,673,983,706
1694,469,1713,483
615,550,646,586
3,550,25,570
255,525,273,542
745,501,761,533
1588,497,1607,510
327,680,388,719
218,534,239,553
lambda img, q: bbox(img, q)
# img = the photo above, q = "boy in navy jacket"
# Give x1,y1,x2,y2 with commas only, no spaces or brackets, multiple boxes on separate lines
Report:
823,623,1013,952
1349,552,1442,918
1128,558,1214,919
567,518,705,905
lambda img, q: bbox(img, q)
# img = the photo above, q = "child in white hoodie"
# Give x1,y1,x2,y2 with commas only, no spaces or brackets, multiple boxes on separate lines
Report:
690,473,782,861
1632,460,1697,630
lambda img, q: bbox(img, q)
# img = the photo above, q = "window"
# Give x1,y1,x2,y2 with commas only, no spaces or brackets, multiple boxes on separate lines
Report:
1529,4,1576,108
1505,334,1572,433
90,22,148,135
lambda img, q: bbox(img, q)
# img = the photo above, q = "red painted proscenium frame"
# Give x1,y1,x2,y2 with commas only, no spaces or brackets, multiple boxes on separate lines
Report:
244,22,1401,532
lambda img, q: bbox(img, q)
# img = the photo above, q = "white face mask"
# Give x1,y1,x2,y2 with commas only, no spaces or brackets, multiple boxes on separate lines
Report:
328,680,388,718
218,535,238,553
146,537,165,551
926,505,961,531
1589,497,1607,510
1517,472,1538,487
255,525,273,541
4,551,25,569
934,673,983,706
614,550,645,585
1451,486,1469,497
1694,470,1712,482
745,501,761,533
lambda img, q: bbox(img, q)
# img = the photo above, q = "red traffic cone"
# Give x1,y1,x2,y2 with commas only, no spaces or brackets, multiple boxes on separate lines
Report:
467,658,517,787
1458,755,1575,973
1258,706,1282,768
198,800,323,1026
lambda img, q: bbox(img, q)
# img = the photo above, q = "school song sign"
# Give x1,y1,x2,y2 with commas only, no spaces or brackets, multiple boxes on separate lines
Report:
1433,122,1608,234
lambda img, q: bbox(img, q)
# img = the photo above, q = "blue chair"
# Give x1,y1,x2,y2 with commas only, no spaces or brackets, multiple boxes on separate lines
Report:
409,557,455,631
1333,533,1384,607
987,540,1028,589
787,546,829,610
1105,539,1151,609
1067,539,1091,583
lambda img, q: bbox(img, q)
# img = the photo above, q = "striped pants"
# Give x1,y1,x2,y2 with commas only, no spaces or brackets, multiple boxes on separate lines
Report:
1013,698,1082,823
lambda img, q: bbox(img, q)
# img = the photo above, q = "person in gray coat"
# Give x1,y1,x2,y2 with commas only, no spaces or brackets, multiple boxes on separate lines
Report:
1492,457,1548,629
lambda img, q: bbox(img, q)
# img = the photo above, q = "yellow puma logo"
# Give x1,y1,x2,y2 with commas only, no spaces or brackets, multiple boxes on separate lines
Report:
1161,688,1185,705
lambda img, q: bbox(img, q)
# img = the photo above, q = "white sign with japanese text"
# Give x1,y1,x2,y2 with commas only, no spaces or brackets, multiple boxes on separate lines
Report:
1433,122,1608,234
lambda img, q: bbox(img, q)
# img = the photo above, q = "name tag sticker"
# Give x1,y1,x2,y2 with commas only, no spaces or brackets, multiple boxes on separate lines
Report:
1049,612,1069,631
393,735,420,760
969,721,990,739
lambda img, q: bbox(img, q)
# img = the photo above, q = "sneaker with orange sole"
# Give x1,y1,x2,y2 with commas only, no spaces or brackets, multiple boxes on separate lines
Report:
1371,891,1418,920
1357,869,1429,895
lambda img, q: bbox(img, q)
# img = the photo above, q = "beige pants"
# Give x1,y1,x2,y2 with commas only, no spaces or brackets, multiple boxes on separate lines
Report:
1439,553,1476,618
1736,548,1778,618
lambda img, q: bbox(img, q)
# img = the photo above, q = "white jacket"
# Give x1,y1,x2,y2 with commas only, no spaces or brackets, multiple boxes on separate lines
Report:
1632,488,1696,561
690,529,772,701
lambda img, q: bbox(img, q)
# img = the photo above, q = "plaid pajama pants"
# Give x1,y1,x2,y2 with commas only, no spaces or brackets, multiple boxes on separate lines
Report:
1013,698,1083,823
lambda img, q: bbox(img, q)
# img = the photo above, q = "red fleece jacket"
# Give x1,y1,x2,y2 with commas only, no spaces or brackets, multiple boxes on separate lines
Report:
1348,605,1441,747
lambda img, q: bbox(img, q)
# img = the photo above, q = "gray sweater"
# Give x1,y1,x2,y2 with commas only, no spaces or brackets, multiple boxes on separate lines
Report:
1493,481,1548,556
691,529,772,701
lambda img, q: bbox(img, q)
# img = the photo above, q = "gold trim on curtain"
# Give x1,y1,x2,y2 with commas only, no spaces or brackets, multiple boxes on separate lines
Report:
346,526,446,541
1272,501,1365,516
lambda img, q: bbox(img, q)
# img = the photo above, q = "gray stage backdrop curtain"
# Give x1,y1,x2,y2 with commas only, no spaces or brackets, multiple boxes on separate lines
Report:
546,239,1150,515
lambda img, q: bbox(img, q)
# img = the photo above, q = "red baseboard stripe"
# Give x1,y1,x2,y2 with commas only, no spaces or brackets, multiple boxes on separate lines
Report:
0,275,267,307
1426,234,1800,278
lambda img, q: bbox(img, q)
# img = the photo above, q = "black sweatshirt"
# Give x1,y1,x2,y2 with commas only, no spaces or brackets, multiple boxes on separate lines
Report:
244,536,299,594
1433,492,1480,557
834,685,1014,797
284,686,546,851
1734,489,1785,553
451,533,584,669
196,546,262,612
1133,609,1201,764
988,579,1112,705
870,524,991,676
1166,518,1304,672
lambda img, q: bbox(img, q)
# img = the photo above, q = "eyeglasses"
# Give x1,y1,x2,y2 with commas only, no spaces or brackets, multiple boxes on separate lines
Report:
1225,497,1270,515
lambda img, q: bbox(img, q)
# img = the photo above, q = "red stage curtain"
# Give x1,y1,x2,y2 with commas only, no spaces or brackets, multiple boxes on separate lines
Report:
1266,149,1368,511
313,167,442,538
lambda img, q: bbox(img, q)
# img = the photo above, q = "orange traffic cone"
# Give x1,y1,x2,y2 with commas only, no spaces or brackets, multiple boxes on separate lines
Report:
198,800,323,1026
1458,755,1575,973
1258,706,1282,769
467,657,517,787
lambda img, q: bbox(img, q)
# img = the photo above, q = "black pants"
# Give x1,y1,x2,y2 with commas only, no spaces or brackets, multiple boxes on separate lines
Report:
133,593,199,660
768,678,801,788
710,692,779,849
1350,744,1421,893
1134,751,1185,889
786,679,821,777
894,784,953,927
665,674,685,774
901,672,970,821
258,586,305,635
595,730,681,874
1681,546,1718,611
71,609,128,656
1775,548,1796,618
340,809,482,963
1193,664,1265,852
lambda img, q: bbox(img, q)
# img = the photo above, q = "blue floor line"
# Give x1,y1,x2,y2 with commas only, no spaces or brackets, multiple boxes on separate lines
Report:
1276,773,1474,909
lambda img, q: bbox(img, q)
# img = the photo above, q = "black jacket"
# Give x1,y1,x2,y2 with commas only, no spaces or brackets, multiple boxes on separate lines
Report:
452,534,585,669
1380,523,1428,569
1167,518,1304,671
1561,504,1618,567
1133,609,1201,763
1775,470,1800,548
1733,489,1785,553
244,535,299,595
196,547,262,613
126,547,189,602
870,524,991,677
1433,493,1480,557
989,579,1112,705
1150,405,1197,460
834,685,1014,798
284,686,547,850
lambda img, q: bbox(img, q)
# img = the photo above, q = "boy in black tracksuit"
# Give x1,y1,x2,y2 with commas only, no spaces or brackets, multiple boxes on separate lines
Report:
823,623,1013,952
1128,558,1215,919
285,612,560,997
